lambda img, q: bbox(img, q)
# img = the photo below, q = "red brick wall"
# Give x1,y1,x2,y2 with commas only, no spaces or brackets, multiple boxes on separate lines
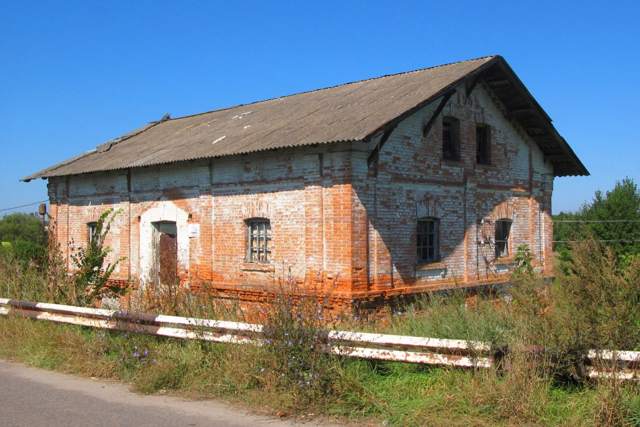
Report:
351,83,554,295
48,146,361,298
47,82,555,303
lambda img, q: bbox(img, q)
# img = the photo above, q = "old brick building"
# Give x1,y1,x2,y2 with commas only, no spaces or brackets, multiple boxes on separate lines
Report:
25,56,587,309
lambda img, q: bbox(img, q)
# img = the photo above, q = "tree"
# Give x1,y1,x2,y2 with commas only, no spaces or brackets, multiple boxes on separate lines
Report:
0,212,46,264
0,212,46,244
554,178,640,261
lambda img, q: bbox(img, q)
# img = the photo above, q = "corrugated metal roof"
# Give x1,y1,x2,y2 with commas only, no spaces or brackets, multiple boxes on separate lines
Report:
24,55,587,180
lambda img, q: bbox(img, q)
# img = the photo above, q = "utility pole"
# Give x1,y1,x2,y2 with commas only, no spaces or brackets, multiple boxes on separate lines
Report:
38,203,47,230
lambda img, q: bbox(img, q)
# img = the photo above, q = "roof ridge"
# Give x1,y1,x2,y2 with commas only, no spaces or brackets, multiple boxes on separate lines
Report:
90,55,497,156
165,55,498,122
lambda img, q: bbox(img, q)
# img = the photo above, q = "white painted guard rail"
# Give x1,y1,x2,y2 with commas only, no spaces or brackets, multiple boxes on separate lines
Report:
1,298,638,379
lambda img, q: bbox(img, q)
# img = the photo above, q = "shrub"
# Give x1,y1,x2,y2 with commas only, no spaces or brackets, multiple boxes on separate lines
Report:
552,240,640,352
258,278,342,409
68,208,126,305
513,243,534,277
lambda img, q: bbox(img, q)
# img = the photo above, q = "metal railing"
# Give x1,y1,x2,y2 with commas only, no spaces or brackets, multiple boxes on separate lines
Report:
1,298,638,380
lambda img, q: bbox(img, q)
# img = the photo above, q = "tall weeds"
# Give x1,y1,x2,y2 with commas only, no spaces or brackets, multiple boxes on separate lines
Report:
128,280,243,322
554,240,640,351
68,208,125,306
256,276,344,410
0,251,51,302
1,239,639,425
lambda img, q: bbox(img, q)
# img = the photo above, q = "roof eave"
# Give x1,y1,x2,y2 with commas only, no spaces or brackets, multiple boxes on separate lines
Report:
362,56,500,143
22,55,588,180
484,57,588,177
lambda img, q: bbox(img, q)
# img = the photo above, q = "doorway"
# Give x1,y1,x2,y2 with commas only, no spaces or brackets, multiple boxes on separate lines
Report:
152,221,177,286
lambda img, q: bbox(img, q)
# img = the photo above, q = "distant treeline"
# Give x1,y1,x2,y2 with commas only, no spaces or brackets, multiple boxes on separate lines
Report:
553,177,640,262
0,212,47,265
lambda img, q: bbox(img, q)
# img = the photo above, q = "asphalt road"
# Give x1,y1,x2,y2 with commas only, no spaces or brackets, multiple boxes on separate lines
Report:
0,360,329,427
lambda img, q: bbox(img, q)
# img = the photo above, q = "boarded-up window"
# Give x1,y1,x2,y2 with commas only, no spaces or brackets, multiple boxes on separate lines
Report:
417,217,439,263
476,124,491,165
495,219,512,258
247,218,271,263
442,116,460,161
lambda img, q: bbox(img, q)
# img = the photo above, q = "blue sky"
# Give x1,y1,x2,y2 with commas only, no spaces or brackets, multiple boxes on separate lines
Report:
1,1,638,214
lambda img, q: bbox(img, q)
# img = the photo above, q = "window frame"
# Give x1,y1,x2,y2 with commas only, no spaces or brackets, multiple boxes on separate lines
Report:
476,123,491,165
442,116,461,161
245,218,272,263
494,219,512,258
87,222,97,245
416,217,440,264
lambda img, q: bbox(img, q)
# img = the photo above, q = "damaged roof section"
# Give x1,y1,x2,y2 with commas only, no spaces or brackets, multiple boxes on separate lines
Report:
24,55,587,181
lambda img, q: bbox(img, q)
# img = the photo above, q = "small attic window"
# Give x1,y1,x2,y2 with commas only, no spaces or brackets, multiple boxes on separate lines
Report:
442,117,460,161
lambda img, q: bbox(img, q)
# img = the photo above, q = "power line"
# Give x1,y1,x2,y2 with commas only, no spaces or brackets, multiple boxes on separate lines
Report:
554,219,640,223
0,200,47,214
553,239,640,244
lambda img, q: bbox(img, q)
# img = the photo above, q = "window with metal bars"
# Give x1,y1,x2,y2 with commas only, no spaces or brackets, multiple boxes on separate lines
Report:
417,217,440,263
246,218,271,263
495,219,512,258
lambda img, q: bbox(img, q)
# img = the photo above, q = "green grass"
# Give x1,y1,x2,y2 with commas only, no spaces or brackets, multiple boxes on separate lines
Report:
331,360,601,426
2,241,640,426
372,292,513,344
2,315,633,426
